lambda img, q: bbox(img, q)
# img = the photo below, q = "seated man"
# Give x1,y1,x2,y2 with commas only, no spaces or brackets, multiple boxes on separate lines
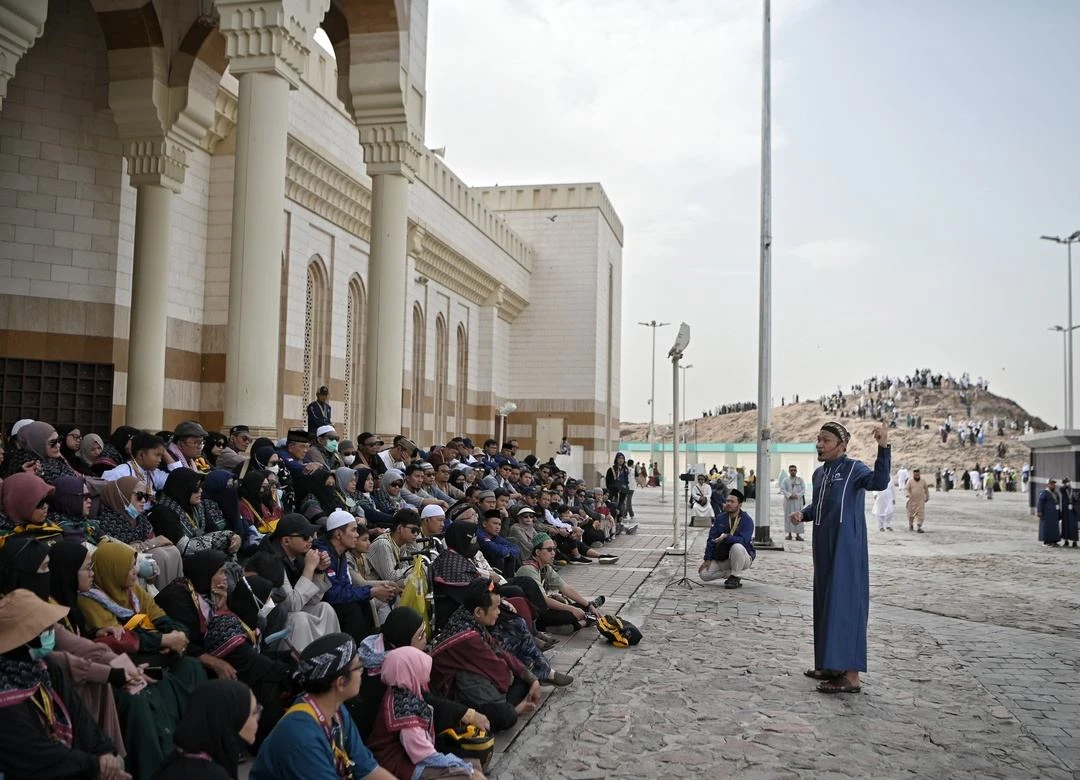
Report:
698,488,756,589
251,632,396,780
400,464,449,511
476,509,520,577
366,509,421,584
314,510,397,642
430,579,541,732
513,533,604,632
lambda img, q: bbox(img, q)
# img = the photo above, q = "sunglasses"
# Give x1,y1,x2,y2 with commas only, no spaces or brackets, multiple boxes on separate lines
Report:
288,533,313,541
390,481,404,487
132,492,151,502
47,438,61,447
405,526,421,533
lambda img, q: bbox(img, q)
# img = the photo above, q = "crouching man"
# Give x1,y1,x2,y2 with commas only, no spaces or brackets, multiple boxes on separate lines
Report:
698,489,756,589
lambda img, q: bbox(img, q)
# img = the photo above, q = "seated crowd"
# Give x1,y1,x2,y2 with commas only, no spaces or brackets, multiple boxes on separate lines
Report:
0,417,631,780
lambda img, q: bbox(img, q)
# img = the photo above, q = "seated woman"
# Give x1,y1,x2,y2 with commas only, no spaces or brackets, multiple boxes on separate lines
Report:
296,469,348,522
334,467,366,518
354,467,395,529
96,426,140,476
0,589,126,780
152,678,261,780
45,475,97,543
368,646,482,779
17,421,78,484
79,433,105,476
156,550,292,744
56,425,92,476
96,476,184,586
150,468,240,557
430,581,542,733
201,469,245,538
353,607,488,741
237,468,282,544
0,471,63,545
374,469,407,515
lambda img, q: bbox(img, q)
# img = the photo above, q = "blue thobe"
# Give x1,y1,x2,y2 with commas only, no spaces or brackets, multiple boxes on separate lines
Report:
1038,488,1062,543
801,446,891,672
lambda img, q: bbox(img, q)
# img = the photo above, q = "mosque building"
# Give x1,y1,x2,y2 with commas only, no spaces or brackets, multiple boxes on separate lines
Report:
0,0,624,480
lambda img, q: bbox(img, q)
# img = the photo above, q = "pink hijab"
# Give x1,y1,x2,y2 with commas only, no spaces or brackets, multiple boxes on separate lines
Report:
380,645,432,697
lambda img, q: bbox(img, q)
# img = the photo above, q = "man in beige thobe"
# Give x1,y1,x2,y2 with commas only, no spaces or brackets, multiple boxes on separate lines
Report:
905,467,930,533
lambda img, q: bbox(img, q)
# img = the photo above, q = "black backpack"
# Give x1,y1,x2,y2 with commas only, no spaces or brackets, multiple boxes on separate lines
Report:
596,614,643,648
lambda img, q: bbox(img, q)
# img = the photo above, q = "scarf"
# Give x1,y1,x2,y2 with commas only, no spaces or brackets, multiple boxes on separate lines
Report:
381,646,434,732
0,658,73,747
156,493,208,539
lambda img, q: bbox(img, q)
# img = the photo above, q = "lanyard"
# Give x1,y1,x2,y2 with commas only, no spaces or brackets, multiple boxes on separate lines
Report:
300,695,354,779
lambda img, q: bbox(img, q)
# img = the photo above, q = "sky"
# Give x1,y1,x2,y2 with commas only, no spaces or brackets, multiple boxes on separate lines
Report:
337,1,1080,428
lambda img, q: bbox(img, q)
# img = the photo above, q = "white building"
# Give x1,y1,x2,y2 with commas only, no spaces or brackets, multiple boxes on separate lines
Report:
0,0,623,481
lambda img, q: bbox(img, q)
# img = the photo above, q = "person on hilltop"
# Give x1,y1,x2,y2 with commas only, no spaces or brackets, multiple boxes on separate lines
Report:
791,421,890,694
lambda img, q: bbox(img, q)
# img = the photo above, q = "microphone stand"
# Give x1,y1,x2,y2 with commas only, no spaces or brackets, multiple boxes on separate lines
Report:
669,477,702,588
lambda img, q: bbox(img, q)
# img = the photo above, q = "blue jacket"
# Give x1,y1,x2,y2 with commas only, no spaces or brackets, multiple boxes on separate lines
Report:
312,539,373,604
477,527,520,561
705,510,756,561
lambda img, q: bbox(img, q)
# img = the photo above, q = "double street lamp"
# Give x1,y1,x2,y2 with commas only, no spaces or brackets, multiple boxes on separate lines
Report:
1049,325,1080,429
638,320,670,479
1041,232,1080,428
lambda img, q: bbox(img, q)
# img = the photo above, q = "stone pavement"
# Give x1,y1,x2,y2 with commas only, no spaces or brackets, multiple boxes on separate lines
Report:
490,486,1080,779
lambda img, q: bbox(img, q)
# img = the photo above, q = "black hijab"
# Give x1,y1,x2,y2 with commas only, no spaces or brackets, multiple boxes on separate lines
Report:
183,549,227,596
444,520,479,556
162,679,252,780
381,606,424,650
354,467,375,495
108,426,139,458
0,535,51,601
48,541,89,635
227,574,272,632
251,444,277,470
55,424,82,470
238,470,270,508
162,467,203,511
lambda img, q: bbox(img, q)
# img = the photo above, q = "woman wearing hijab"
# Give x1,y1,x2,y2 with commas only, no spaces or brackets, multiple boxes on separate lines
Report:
17,421,77,484
374,468,407,514
157,551,293,740
3,538,145,762
153,679,261,780
202,433,227,470
355,467,395,528
96,476,183,586
150,468,240,557
201,469,243,536
56,424,91,476
295,468,348,522
99,426,139,472
237,468,282,542
335,466,364,517
46,475,96,542
351,607,487,744
0,589,126,779
368,646,480,779
79,433,105,474
0,471,63,544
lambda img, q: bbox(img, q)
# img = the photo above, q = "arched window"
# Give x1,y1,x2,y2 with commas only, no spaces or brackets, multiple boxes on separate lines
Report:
433,315,448,442
344,277,366,437
304,257,330,416
410,304,426,440
455,324,469,436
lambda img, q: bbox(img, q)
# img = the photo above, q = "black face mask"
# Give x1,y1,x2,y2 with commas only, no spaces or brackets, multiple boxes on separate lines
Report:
21,572,51,602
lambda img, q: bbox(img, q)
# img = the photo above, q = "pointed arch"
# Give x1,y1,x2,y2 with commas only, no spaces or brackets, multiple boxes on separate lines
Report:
433,314,448,442
410,303,426,440
455,323,469,437
304,256,331,416
344,276,367,436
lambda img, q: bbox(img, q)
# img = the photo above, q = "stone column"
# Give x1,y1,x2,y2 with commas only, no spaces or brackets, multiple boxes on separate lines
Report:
217,0,327,436
123,141,186,430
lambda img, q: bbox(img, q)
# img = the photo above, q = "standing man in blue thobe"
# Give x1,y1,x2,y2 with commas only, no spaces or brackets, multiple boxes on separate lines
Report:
790,421,890,694
1037,478,1063,547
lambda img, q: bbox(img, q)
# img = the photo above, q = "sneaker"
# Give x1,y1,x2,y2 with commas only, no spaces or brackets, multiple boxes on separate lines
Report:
535,635,558,651
795,535,804,541
589,596,606,608
916,527,924,534
598,556,619,565
723,575,742,589
786,534,793,541
541,670,574,687
624,524,639,535
569,557,592,565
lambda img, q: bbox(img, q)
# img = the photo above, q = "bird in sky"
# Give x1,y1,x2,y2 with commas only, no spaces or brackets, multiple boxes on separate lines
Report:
548,215,558,222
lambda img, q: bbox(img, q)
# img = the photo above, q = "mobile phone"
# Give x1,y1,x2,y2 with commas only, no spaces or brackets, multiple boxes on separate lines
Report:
143,666,165,681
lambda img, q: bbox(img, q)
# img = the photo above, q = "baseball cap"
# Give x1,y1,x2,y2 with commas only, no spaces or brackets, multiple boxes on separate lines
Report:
317,386,329,395
272,513,317,539
229,425,251,437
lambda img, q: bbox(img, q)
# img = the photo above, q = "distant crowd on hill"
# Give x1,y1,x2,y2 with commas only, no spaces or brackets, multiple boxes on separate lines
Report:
702,401,758,417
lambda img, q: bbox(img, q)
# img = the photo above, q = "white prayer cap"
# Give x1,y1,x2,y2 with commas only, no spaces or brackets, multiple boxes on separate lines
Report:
325,509,355,532
421,505,446,519
316,425,337,438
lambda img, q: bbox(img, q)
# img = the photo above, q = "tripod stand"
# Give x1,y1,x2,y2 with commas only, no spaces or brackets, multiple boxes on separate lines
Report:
669,477,702,589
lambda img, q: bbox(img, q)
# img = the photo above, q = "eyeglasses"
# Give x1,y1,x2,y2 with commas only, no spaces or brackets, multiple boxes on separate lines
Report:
47,438,60,447
538,546,557,552
69,433,82,441
132,492,151,502
405,526,421,533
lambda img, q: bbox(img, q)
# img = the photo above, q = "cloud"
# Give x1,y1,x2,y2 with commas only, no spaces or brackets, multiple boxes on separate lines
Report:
789,237,875,271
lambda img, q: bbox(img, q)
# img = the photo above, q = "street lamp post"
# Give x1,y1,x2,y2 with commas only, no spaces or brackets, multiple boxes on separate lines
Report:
638,320,671,487
1049,325,1080,428
1041,232,1080,428
680,363,694,468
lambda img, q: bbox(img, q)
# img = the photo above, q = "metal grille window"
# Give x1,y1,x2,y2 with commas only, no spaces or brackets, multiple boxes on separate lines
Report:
1,359,114,435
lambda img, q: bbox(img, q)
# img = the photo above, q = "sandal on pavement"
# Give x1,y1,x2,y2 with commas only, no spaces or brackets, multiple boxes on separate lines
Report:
804,669,843,681
817,678,861,694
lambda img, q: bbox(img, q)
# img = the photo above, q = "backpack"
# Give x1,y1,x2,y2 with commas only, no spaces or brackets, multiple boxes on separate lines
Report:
437,725,494,769
596,614,643,648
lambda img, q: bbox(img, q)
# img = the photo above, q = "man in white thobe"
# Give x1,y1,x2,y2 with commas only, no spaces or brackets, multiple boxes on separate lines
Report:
779,464,806,541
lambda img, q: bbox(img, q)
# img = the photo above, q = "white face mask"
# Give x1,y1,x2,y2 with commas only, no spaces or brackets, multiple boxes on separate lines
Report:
343,454,356,466
258,597,276,619
268,464,280,475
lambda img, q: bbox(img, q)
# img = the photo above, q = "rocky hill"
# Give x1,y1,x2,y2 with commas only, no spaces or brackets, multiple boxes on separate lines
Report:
621,386,1051,474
